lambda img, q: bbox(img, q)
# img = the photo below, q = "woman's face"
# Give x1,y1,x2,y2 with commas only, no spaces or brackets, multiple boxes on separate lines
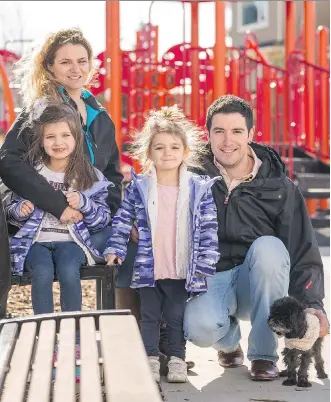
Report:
49,44,91,92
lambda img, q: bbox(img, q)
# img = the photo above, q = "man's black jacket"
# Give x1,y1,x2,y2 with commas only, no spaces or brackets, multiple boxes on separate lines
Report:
197,142,325,311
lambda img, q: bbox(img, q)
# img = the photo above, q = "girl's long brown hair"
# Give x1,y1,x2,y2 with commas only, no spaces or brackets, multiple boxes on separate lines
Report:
24,103,98,191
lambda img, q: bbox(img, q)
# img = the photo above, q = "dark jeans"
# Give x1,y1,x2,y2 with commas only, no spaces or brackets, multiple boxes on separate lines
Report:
25,242,85,315
139,279,188,360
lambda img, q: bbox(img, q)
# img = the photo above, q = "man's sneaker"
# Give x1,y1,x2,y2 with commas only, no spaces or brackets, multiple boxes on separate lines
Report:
167,356,187,383
148,356,160,382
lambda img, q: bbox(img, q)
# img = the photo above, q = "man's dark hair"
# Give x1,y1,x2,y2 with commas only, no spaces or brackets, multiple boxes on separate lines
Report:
206,95,254,133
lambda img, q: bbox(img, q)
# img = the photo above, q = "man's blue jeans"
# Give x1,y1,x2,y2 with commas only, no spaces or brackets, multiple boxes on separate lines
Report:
25,242,85,314
184,236,290,363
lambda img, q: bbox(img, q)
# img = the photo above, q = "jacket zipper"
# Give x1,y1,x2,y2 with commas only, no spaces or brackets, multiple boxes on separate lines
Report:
68,225,96,265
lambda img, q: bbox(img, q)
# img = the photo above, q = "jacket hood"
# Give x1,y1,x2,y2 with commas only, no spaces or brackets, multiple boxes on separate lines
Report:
82,168,113,198
130,165,220,214
250,142,286,177
59,87,105,112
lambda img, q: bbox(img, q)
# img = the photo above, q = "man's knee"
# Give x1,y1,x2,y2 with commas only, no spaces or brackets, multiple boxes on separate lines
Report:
184,307,229,348
184,318,219,347
248,236,290,277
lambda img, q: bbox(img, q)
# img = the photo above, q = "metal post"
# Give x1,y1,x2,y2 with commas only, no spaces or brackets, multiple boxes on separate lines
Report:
214,1,226,99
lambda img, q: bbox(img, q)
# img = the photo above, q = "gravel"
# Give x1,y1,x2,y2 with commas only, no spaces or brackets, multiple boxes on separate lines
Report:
7,280,97,317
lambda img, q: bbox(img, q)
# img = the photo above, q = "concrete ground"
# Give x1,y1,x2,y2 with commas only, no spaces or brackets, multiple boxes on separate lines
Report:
161,243,330,402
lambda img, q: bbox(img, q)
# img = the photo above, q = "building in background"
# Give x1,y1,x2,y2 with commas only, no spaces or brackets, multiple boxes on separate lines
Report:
230,1,330,67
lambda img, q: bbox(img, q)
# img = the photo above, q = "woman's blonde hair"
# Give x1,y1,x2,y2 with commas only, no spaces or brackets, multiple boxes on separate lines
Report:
13,28,94,110
130,105,207,173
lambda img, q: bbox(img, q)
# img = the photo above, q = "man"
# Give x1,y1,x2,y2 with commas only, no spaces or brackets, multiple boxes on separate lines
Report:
184,95,328,380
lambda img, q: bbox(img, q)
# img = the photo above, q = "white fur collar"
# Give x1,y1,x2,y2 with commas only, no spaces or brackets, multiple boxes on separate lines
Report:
284,313,320,351
147,164,191,278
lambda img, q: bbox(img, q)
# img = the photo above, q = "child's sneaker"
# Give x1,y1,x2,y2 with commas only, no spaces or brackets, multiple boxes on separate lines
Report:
148,356,160,383
167,356,187,383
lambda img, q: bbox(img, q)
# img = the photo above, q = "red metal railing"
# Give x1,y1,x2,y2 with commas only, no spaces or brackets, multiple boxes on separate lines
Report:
119,40,329,182
226,47,293,176
288,54,330,164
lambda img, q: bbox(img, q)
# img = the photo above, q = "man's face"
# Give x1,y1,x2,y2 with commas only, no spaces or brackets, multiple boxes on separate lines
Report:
209,112,254,169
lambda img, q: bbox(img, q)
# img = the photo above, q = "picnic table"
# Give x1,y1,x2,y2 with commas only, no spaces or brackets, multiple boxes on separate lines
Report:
0,310,162,402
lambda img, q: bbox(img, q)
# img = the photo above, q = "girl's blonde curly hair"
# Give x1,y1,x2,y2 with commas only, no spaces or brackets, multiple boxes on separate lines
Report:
13,28,94,111
130,105,207,173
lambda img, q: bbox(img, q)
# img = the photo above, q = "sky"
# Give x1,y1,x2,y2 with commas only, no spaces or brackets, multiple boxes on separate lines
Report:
1,1,232,59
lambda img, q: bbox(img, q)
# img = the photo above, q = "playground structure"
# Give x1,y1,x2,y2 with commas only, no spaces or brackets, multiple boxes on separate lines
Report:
0,1,329,221
0,49,18,134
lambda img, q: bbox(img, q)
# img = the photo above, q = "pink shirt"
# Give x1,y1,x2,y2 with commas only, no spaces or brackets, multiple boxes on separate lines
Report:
153,184,181,280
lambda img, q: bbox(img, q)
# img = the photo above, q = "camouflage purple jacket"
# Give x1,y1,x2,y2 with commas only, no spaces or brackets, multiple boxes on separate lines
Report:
6,169,112,275
104,167,221,293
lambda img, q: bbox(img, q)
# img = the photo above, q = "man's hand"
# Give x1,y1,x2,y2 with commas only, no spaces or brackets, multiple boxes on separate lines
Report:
130,224,139,243
20,201,34,217
105,254,122,266
305,308,330,337
59,206,83,224
66,192,81,210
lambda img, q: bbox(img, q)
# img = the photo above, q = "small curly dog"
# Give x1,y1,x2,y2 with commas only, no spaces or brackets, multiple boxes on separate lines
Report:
268,296,327,387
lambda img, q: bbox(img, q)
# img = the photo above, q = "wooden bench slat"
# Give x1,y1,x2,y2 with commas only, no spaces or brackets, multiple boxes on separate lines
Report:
53,318,76,402
27,320,56,402
1,322,37,402
100,315,162,402
0,323,19,392
79,317,103,402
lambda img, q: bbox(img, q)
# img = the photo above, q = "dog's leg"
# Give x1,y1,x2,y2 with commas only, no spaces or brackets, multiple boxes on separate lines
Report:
282,348,298,386
313,338,328,379
297,351,312,387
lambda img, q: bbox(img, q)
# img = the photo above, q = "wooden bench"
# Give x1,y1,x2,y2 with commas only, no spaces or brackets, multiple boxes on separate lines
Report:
0,181,116,317
0,310,162,402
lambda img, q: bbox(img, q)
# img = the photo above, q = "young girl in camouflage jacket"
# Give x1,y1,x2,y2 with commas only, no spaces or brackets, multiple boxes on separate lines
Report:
7,102,112,315
104,106,220,383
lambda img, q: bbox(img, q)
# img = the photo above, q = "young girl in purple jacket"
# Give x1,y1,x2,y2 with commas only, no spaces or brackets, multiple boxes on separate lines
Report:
6,102,111,315
104,106,220,383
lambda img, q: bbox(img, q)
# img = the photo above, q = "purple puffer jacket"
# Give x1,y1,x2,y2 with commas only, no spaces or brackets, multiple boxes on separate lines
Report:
6,169,112,275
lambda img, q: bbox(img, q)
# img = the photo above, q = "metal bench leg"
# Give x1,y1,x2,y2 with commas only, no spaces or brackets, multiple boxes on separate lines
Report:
101,268,116,310
96,279,102,310
0,292,8,319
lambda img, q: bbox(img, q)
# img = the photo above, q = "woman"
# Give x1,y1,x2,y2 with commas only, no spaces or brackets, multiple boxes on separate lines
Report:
0,28,123,227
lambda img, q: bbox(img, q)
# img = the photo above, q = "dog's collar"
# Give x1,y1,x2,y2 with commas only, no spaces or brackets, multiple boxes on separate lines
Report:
284,313,320,351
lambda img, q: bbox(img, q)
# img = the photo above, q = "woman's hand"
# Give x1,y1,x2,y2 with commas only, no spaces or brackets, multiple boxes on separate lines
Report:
20,201,34,217
105,254,122,266
66,192,81,209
